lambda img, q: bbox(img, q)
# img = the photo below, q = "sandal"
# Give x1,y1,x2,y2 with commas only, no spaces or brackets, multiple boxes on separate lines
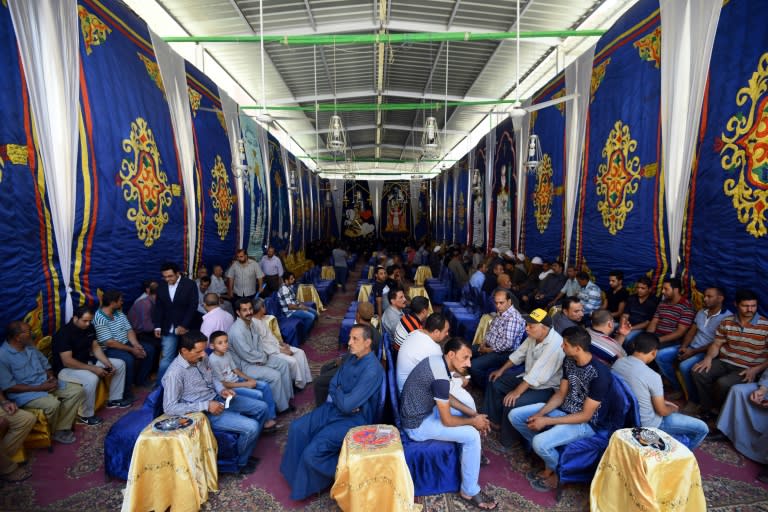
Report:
526,469,547,482
530,474,558,493
460,492,498,510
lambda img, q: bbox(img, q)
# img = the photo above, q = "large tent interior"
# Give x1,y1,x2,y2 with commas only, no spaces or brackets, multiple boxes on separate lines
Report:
1,0,768,509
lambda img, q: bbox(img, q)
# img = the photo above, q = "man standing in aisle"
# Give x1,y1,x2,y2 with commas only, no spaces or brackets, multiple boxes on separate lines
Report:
154,262,199,382
228,249,265,300
331,243,349,292
260,246,284,294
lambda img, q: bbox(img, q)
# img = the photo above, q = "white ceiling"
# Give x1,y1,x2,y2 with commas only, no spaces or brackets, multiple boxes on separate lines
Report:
124,0,639,179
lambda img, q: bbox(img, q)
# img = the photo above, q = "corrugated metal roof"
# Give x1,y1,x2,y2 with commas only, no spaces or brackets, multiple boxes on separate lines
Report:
147,0,638,176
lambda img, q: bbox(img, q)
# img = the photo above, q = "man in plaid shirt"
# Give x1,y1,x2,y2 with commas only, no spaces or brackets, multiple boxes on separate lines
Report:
470,288,526,388
277,272,318,335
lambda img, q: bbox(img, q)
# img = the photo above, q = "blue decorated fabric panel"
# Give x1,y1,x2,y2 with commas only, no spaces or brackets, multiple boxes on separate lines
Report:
240,113,267,258
492,118,515,251
0,5,58,338
185,62,237,271
524,76,566,261
75,0,186,304
342,180,375,240
381,181,410,238
453,167,469,245
267,133,290,252
577,0,663,287
444,171,454,242
688,0,768,308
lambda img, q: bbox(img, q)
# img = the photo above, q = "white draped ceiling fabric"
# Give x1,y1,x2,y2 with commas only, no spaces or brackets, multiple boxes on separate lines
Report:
280,146,293,249
10,0,79,320
512,100,532,254
150,30,198,275
452,166,460,243
660,0,722,277
219,88,244,249
484,129,496,249
563,44,596,265
256,124,273,244
409,179,422,236
368,180,384,236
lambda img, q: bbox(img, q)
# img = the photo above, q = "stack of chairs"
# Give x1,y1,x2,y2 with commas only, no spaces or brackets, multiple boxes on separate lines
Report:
441,284,484,340
424,266,451,306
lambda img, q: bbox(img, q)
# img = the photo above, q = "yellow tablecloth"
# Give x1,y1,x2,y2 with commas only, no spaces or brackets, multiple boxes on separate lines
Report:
297,283,326,311
472,314,494,345
414,266,433,286
358,284,373,303
121,412,218,512
321,265,336,280
368,266,375,279
590,427,706,512
264,314,284,342
407,286,434,315
331,424,420,512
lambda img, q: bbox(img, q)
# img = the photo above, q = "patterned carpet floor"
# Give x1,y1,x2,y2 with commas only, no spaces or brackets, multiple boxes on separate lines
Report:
2,266,767,511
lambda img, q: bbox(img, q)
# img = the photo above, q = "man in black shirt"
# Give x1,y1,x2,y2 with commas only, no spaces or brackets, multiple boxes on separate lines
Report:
53,306,129,425
603,270,629,321
371,266,388,318
623,276,659,346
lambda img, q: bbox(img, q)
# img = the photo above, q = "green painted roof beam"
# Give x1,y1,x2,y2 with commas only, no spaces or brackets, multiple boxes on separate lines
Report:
163,29,605,46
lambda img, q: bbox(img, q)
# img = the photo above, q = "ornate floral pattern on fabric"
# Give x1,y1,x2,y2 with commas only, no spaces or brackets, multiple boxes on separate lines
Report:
457,191,466,232
553,89,566,115
188,87,201,117
216,111,227,132
596,120,642,235
209,154,233,240
78,6,111,56
719,52,768,238
591,59,611,103
119,118,174,247
137,53,165,94
23,291,44,341
0,143,28,183
533,154,554,233
634,26,661,68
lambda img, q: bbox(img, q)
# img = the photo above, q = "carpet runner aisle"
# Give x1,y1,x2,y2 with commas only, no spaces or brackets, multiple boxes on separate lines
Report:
1,262,767,510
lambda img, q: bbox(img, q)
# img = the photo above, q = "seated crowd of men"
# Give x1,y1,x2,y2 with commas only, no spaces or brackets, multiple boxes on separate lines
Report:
0,248,316,481
1,244,766,506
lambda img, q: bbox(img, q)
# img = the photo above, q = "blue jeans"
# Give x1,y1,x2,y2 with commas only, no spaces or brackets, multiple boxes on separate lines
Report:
207,393,267,467
290,309,317,334
469,348,512,390
157,334,178,382
656,346,705,401
508,403,596,471
658,413,709,450
105,341,156,389
237,378,277,420
405,406,482,497
334,265,349,289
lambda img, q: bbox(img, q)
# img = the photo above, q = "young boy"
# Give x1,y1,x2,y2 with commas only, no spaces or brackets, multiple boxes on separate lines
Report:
208,331,279,431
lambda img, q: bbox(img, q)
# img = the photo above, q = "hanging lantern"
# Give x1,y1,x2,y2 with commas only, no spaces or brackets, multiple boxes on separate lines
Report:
327,114,347,154
324,191,333,208
421,116,441,158
526,134,543,174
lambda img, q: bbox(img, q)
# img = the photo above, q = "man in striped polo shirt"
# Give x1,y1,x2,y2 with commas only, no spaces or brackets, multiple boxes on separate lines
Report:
646,277,695,348
94,290,156,398
691,289,768,419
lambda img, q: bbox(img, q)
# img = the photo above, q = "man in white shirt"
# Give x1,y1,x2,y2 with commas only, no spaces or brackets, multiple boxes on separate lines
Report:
397,313,451,393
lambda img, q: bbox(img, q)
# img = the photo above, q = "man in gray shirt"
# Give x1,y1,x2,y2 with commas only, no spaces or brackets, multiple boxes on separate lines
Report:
227,299,293,413
382,286,406,338
162,331,268,474
331,245,349,291
611,332,708,449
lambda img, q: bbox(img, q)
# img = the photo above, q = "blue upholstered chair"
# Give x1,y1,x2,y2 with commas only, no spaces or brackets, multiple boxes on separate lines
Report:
385,343,462,496
555,373,640,493
104,385,241,480
265,294,306,346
